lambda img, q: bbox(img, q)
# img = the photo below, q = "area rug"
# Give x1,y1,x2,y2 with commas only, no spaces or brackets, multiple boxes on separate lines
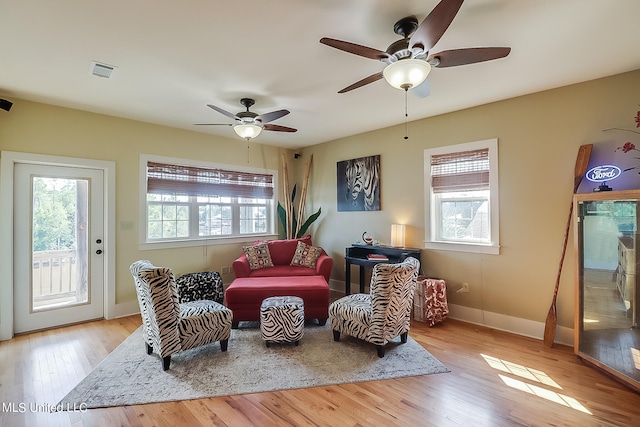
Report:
59,323,449,408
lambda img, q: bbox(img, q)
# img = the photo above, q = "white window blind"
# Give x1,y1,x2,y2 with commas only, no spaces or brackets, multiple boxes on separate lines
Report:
146,161,274,199
430,148,489,193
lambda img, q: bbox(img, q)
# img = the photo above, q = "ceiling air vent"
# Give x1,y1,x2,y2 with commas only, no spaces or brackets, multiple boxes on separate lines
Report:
90,61,115,78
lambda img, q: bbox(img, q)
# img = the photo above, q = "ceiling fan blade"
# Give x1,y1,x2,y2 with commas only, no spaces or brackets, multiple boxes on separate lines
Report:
338,71,384,94
411,79,431,98
320,37,389,61
409,0,464,51
193,123,233,126
429,47,511,68
263,124,297,133
207,104,240,120
257,109,290,124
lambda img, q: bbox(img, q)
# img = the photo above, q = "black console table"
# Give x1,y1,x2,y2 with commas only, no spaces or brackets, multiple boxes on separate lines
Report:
345,244,421,295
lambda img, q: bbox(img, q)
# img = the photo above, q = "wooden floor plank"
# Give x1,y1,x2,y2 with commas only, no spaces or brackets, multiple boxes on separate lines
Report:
1,315,640,426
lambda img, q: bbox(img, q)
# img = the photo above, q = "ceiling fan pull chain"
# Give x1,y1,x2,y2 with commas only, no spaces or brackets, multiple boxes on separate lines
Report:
246,141,250,163
404,89,409,140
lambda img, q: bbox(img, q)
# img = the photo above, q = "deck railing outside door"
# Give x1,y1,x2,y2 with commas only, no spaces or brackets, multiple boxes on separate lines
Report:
32,249,78,310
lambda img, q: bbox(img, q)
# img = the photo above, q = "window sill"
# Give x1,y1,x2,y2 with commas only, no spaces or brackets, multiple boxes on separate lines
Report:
424,241,500,255
139,234,278,250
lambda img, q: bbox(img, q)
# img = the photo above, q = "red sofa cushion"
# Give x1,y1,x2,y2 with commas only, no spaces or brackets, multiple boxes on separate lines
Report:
224,276,330,322
266,235,312,265
244,265,318,277
226,276,328,296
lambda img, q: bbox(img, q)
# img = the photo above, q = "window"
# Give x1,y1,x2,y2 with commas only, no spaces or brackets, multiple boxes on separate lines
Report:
424,139,499,254
140,155,277,247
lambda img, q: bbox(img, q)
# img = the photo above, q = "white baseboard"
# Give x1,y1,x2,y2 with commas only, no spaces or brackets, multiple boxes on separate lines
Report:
329,279,344,292
114,300,140,319
447,303,574,347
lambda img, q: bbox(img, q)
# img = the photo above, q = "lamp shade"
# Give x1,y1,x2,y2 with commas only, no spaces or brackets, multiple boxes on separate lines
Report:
234,123,263,140
391,224,406,247
383,59,431,90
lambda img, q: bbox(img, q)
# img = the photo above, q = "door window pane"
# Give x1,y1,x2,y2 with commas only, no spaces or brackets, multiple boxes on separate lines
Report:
31,177,89,311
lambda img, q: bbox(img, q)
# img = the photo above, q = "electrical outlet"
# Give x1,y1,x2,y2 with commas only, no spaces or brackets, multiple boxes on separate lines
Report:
461,282,469,293
221,266,230,274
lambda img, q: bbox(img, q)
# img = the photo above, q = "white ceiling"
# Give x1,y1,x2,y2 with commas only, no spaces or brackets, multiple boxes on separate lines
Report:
2,0,640,149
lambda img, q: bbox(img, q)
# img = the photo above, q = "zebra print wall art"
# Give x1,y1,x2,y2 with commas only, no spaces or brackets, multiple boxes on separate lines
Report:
337,154,381,211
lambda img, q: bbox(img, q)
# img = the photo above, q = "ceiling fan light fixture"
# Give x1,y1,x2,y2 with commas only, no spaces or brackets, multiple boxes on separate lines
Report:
382,59,431,90
233,123,263,140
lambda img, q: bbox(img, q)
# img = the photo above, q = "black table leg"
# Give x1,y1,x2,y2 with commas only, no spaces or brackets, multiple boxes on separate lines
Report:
359,265,365,293
345,260,351,295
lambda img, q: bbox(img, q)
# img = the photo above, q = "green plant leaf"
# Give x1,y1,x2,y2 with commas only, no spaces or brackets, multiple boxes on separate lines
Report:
291,210,298,239
296,207,321,238
277,202,287,236
279,184,321,239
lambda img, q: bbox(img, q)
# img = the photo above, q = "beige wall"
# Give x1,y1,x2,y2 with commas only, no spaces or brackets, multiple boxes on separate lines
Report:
0,100,291,305
1,69,639,330
302,69,640,329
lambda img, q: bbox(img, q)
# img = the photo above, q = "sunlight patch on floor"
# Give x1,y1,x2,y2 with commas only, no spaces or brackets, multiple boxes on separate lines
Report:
481,354,560,388
481,354,592,415
499,375,592,414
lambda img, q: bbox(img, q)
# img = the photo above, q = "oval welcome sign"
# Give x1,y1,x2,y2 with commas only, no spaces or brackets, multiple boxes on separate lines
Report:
585,165,622,183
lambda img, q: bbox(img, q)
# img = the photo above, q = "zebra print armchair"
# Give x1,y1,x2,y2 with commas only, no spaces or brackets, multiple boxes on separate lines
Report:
130,260,233,370
328,257,420,357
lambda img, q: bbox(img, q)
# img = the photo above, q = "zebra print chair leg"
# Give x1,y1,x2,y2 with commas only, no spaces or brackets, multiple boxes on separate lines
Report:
146,342,153,355
162,356,171,371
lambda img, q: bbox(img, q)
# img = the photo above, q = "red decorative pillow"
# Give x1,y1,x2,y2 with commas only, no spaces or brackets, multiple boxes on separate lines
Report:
243,243,274,270
290,241,323,269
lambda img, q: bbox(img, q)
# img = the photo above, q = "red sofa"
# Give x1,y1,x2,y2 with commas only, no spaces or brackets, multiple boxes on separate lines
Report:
231,235,332,282
227,236,332,326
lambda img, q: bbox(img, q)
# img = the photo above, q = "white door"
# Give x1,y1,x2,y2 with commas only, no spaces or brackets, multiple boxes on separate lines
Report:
13,163,105,333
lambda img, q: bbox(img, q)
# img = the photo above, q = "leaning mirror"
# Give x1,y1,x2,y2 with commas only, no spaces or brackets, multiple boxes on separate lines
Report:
574,190,640,392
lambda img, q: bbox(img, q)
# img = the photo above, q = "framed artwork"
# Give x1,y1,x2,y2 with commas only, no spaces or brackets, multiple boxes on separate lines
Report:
337,154,380,211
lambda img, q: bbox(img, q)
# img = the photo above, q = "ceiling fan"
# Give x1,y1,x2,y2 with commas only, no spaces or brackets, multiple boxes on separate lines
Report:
195,98,297,140
319,0,511,97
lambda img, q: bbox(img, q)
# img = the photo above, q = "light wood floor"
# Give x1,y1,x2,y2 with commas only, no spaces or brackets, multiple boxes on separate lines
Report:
580,268,640,385
583,269,632,330
2,315,640,426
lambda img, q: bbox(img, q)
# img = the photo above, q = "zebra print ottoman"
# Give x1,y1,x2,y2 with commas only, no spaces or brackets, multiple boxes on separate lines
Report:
260,296,305,347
